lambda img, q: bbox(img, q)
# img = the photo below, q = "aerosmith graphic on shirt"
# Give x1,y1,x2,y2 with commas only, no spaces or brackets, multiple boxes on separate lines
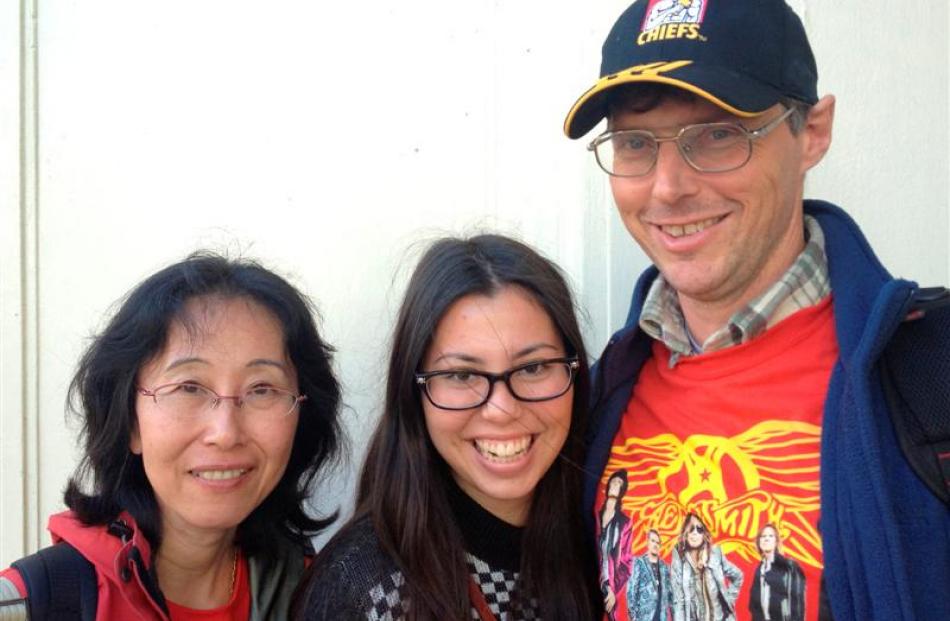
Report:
595,293,834,620
596,418,822,621
642,0,706,31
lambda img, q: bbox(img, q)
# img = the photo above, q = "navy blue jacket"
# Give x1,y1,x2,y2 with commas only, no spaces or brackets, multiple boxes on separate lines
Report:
584,200,950,621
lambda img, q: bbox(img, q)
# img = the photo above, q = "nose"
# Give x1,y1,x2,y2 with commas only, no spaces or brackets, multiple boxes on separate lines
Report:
649,140,700,206
481,379,521,422
201,398,246,448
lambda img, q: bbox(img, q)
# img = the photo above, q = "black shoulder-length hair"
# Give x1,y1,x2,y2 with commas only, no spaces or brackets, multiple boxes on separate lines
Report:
300,234,599,620
63,251,342,561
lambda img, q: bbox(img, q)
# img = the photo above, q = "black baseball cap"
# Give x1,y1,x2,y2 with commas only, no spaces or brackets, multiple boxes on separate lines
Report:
563,0,818,139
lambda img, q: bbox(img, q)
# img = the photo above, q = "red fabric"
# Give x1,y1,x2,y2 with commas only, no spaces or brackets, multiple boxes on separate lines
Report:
595,298,837,621
1,511,168,620
0,565,27,596
166,552,251,620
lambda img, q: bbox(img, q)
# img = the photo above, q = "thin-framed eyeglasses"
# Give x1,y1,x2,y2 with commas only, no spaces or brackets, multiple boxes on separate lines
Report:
587,107,795,177
415,356,580,411
137,382,307,419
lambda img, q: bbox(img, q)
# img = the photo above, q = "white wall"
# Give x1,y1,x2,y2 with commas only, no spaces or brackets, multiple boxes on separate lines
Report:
2,1,948,566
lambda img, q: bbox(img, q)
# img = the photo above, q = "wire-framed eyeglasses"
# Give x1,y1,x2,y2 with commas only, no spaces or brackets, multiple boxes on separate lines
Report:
587,107,794,177
137,382,307,419
415,356,580,411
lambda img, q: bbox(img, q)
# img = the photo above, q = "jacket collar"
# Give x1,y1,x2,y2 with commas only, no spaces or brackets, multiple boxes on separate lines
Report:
615,200,916,364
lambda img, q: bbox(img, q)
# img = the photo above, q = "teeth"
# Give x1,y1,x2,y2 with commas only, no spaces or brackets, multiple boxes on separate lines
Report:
474,437,532,462
193,469,246,480
662,216,722,238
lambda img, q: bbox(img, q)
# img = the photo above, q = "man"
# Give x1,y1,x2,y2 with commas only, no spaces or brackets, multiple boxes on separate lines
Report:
563,1,950,620
627,529,672,621
599,470,633,620
671,514,741,621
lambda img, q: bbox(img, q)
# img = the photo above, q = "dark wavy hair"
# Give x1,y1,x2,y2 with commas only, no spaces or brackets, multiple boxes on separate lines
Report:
299,234,599,619
676,512,713,558
63,252,342,561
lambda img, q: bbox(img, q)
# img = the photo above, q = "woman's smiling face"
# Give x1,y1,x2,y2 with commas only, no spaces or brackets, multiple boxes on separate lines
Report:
420,285,573,526
132,296,300,538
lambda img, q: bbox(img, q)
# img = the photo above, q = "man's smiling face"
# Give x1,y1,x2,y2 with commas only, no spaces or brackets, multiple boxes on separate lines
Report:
607,96,810,314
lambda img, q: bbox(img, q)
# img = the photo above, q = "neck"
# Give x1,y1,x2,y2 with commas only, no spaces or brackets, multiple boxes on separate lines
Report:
155,524,237,609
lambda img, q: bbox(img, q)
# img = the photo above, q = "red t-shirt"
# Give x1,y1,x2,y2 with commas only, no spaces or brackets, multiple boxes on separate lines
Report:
166,552,251,621
596,298,837,621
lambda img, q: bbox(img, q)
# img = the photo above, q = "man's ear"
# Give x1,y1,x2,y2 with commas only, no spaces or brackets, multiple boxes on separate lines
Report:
799,94,835,173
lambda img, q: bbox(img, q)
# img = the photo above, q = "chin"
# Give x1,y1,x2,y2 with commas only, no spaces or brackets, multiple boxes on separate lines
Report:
182,508,253,533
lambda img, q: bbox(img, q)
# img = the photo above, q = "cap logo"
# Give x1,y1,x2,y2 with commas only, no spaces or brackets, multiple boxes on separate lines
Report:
638,0,708,46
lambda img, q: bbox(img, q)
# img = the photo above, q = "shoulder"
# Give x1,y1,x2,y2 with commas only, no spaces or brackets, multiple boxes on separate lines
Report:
313,516,393,574
776,553,804,575
0,573,28,620
1,541,99,620
0,568,25,597
708,546,729,566
1,569,27,612
302,517,406,620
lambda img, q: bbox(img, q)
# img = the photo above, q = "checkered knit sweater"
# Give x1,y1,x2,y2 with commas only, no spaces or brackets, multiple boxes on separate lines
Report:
301,486,541,620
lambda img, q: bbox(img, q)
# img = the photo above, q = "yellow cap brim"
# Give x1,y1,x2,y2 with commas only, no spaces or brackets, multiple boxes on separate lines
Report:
563,63,766,140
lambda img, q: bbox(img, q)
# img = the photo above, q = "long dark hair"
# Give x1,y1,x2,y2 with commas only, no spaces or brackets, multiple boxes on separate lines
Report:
676,512,713,560
599,469,629,525
304,234,598,619
63,252,342,561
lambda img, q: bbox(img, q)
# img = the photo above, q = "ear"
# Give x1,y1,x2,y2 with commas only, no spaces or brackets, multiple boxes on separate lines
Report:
799,94,835,173
130,421,143,455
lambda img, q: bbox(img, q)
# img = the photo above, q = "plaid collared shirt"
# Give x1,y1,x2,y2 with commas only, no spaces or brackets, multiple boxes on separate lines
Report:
640,215,831,367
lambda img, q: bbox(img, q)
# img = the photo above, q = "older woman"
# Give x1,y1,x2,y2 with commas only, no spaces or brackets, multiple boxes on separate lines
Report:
296,235,600,620
1,253,342,620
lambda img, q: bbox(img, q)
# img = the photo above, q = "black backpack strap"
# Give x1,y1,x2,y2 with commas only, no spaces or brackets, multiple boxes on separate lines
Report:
880,286,950,506
10,542,98,621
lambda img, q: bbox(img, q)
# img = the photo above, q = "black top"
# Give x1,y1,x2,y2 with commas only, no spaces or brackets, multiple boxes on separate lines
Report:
302,482,540,620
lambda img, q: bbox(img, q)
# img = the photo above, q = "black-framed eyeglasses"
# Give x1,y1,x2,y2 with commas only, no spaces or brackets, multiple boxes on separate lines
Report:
587,107,794,177
415,356,580,411
138,382,307,419
688,523,706,535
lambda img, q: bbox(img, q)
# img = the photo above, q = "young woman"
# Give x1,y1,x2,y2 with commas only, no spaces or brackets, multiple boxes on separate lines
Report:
0,253,342,620
296,235,600,620
749,524,805,621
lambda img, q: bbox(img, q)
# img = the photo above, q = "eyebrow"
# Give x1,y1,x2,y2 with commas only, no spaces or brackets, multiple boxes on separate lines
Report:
164,357,208,372
247,358,291,374
429,343,561,366
163,357,289,374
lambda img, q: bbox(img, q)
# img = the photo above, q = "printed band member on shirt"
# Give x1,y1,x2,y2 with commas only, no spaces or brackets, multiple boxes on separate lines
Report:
628,528,673,621
671,513,742,621
599,469,634,619
749,524,805,621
